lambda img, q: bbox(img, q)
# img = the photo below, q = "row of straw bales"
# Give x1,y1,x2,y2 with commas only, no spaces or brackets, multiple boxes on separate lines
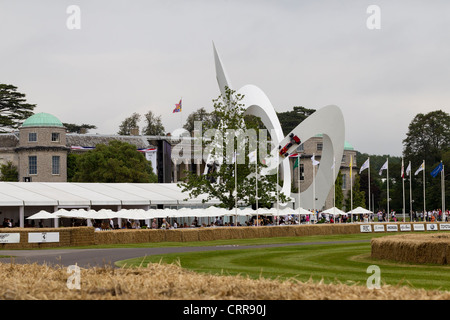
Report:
0,227,79,249
371,233,450,265
93,224,363,245
2,260,450,300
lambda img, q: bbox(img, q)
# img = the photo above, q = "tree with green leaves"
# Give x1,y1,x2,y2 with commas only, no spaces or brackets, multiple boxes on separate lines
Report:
63,123,97,134
72,140,157,183
0,84,36,132
277,106,316,136
118,112,141,135
142,110,165,136
334,171,344,209
0,161,18,181
403,110,450,166
178,87,289,211
345,174,366,211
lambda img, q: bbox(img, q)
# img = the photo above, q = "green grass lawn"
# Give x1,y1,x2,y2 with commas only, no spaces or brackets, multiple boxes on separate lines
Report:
116,233,450,291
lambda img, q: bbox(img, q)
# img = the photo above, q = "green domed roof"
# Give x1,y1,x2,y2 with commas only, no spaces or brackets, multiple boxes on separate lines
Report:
344,141,354,150
21,113,64,128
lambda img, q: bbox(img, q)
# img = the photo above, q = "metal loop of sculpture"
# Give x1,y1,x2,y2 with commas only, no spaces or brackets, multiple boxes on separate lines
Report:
212,43,346,210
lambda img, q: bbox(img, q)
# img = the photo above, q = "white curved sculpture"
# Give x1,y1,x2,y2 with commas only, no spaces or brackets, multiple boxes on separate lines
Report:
212,43,345,210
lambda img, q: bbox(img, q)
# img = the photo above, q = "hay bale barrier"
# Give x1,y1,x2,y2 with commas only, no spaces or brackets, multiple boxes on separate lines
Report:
1,222,449,248
371,233,450,265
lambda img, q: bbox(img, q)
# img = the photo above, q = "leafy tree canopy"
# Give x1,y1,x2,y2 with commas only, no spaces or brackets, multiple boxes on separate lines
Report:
0,84,36,132
179,87,289,210
71,140,157,183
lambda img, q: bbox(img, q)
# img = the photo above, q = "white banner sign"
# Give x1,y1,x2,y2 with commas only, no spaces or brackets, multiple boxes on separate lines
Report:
426,224,438,231
439,224,450,231
28,232,60,243
386,225,398,232
0,233,20,243
413,224,425,231
374,225,385,232
400,224,412,232
360,225,372,233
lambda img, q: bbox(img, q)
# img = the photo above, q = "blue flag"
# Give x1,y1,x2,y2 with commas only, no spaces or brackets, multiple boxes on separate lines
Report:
430,162,443,178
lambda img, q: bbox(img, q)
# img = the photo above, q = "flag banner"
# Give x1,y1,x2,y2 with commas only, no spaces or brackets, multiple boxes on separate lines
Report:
406,162,411,177
379,160,388,175
248,150,257,163
173,99,182,113
431,162,443,178
414,162,425,175
359,158,369,174
294,157,299,169
401,158,405,179
71,146,95,150
350,155,352,178
311,155,319,166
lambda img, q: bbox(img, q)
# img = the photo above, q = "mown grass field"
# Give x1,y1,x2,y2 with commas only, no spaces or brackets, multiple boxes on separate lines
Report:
116,233,450,292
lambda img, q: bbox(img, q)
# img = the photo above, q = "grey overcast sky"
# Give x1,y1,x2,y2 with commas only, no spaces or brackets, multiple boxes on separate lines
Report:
1,0,449,157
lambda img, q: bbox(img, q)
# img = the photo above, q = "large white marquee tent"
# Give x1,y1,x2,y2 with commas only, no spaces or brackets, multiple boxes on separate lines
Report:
0,182,296,228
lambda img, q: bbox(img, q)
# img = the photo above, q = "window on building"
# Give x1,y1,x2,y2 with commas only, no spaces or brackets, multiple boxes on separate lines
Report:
52,156,60,175
299,163,304,180
29,156,37,175
28,132,37,142
342,174,347,190
317,143,323,151
342,154,346,163
51,132,60,142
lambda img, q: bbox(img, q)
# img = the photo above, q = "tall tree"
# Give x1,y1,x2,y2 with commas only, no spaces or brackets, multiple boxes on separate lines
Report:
118,112,141,135
183,107,212,133
179,87,289,210
334,171,344,209
63,123,97,134
0,84,36,132
72,140,157,183
345,174,366,211
277,106,316,136
142,110,165,136
403,110,450,166
0,161,18,181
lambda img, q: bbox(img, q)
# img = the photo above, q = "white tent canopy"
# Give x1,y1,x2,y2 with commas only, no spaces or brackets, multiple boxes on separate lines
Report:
26,210,59,220
347,206,373,214
322,207,347,215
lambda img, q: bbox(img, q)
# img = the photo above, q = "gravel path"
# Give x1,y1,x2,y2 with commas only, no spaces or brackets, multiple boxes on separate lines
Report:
0,239,370,268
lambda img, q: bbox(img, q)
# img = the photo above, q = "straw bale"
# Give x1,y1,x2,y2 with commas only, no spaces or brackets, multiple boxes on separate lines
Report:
179,228,199,242
1,261,449,300
371,233,450,265
164,229,183,242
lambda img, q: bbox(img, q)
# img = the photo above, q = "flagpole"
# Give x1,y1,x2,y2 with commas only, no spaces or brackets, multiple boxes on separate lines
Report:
277,154,279,225
297,154,301,223
313,153,316,217
350,154,353,223
368,156,371,212
333,156,336,209
409,161,412,222
423,160,426,221
235,148,237,225
255,153,259,227
442,162,445,221
402,158,406,222
387,157,389,219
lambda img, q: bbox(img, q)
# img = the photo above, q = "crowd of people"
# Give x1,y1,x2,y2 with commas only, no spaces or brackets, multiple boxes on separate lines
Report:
1,208,449,230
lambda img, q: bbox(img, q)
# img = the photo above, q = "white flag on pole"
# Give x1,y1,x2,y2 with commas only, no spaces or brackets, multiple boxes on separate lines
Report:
406,162,411,177
359,158,369,174
414,162,425,175
311,155,320,166
379,160,388,175
248,150,257,163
